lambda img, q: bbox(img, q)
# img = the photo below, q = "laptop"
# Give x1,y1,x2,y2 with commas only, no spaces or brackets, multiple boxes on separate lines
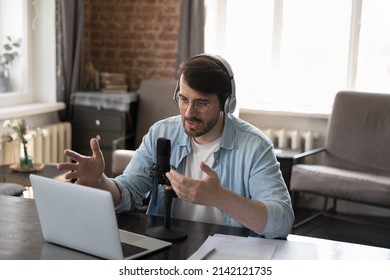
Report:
30,174,171,260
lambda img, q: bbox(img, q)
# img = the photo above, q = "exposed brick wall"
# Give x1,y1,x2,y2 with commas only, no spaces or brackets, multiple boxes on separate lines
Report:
84,0,181,91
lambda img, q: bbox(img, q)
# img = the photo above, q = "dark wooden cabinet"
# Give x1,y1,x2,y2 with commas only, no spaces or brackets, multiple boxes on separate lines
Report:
70,92,138,176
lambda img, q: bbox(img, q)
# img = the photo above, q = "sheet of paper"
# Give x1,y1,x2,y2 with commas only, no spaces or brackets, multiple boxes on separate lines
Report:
248,236,318,260
188,235,276,260
188,234,318,260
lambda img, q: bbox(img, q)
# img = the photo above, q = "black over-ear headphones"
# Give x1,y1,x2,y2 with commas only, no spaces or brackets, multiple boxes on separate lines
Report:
174,54,236,113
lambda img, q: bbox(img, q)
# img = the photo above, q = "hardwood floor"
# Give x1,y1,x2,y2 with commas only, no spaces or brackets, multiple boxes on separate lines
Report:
292,207,390,249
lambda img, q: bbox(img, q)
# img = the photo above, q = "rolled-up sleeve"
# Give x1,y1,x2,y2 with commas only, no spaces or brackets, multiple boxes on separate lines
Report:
113,178,133,213
248,144,295,238
261,200,295,238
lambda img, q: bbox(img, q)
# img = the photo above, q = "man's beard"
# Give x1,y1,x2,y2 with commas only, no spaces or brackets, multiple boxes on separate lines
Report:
182,114,220,138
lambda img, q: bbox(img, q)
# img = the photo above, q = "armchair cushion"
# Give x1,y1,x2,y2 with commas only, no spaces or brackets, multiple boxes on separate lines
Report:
291,164,390,208
325,91,390,173
134,79,178,148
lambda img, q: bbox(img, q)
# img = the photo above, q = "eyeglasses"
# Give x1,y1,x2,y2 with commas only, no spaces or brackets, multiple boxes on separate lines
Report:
173,94,218,113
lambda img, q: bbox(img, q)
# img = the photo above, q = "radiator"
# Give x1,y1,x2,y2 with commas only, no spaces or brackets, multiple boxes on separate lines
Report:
261,128,319,152
0,122,72,165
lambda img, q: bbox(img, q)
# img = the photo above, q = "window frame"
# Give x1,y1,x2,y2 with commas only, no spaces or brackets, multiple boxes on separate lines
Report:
0,0,57,111
204,0,387,115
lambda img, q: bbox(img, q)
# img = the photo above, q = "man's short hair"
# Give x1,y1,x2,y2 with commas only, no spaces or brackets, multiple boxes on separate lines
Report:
176,54,233,111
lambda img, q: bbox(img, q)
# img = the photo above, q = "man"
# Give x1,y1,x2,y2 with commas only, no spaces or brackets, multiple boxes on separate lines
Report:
58,54,294,238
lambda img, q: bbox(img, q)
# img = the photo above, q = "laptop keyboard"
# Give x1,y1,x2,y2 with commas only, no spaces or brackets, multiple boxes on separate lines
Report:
121,242,147,258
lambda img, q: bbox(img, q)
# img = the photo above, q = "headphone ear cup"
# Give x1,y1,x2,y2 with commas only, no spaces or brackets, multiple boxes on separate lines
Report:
173,79,180,102
228,94,236,113
224,94,237,113
224,76,236,113
224,95,231,113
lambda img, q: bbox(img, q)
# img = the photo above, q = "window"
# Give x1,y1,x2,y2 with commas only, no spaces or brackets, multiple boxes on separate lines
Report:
205,0,390,112
0,0,25,96
0,0,56,109
355,1,390,92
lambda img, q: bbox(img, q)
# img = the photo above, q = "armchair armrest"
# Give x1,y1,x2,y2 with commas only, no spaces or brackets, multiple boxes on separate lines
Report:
112,133,135,151
292,147,326,164
111,149,136,176
277,147,325,189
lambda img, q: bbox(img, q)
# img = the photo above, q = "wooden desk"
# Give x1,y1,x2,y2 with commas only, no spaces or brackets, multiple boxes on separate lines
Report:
1,195,390,260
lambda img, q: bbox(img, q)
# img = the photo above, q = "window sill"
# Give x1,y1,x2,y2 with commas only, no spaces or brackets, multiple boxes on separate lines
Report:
239,105,330,120
0,102,66,120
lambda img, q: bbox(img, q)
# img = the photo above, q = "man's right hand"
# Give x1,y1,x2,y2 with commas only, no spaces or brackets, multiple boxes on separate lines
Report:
57,138,105,187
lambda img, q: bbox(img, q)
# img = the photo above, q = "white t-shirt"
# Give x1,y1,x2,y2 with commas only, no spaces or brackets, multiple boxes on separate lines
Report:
174,137,225,225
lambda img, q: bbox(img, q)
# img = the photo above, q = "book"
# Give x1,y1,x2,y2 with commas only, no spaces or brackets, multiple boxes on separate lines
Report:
99,72,128,93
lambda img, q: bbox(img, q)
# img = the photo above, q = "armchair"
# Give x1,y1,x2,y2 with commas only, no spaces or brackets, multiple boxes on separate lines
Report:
111,79,178,176
290,91,390,229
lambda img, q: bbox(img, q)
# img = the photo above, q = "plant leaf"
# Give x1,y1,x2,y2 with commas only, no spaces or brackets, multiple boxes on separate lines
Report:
4,44,12,51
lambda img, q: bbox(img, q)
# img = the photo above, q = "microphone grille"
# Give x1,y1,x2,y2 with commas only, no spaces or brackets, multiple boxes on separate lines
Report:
157,138,171,157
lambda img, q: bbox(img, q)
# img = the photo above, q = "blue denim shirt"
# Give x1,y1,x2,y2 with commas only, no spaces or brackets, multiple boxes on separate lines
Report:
114,114,294,238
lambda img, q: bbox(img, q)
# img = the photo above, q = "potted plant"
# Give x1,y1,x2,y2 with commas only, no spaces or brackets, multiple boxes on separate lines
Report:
3,119,47,170
0,36,21,93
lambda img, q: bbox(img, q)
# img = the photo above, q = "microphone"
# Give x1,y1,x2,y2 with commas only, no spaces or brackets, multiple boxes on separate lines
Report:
146,138,174,186
155,138,171,185
145,137,187,242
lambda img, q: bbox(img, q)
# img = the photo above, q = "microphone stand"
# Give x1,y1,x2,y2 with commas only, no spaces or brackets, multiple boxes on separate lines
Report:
146,182,187,242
